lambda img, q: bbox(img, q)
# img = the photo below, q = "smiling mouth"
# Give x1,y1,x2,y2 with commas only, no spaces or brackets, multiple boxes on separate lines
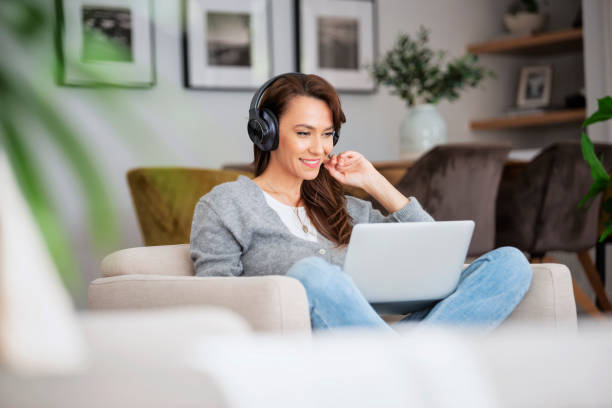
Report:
299,158,321,168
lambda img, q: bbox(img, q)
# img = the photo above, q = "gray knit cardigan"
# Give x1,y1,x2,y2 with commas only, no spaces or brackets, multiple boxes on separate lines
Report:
189,175,434,277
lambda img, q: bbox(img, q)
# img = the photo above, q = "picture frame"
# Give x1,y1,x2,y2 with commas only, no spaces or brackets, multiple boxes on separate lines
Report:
182,0,272,90
55,0,155,88
516,65,552,108
295,0,377,93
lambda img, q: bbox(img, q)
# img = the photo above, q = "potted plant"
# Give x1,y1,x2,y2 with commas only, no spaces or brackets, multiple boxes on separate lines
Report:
579,96,612,241
370,26,494,159
504,0,545,35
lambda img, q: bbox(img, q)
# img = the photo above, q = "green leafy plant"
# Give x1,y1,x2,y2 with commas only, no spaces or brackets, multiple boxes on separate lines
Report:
370,26,495,107
579,96,612,241
508,0,540,15
0,0,120,294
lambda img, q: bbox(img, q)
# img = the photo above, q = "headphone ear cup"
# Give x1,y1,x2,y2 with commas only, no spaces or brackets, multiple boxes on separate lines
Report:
247,115,267,150
333,128,340,146
260,108,279,151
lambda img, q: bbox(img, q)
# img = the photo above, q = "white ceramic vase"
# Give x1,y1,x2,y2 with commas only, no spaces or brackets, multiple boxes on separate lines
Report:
399,104,447,160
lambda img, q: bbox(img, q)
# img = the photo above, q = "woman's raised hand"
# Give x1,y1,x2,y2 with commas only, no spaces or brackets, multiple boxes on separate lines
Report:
323,151,378,189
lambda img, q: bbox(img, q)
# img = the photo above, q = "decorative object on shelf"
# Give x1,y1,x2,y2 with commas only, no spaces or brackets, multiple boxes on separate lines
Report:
516,65,552,108
370,26,495,159
295,0,376,93
55,0,155,87
579,96,612,241
503,0,545,35
182,0,271,90
572,4,582,28
565,87,586,108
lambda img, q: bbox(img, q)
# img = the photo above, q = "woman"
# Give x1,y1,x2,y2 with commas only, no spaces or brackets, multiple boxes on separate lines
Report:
190,72,532,331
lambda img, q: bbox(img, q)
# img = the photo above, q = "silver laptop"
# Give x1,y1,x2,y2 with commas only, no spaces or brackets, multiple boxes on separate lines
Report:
343,220,475,314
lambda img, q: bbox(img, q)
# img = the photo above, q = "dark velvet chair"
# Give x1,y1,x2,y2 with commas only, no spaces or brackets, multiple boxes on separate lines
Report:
393,143,512,257
496,141,612,315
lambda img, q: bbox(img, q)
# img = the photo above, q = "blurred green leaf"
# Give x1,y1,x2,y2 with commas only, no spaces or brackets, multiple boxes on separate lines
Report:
0,0,46,40
0,0,121,293
581,132,610,182
583,96,612,127
9,76,119,253
0,106,80,292
600,222,612,242
578,132,611,208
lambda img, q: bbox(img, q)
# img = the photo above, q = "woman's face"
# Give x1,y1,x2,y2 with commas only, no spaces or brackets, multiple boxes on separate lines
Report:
271,95,335,181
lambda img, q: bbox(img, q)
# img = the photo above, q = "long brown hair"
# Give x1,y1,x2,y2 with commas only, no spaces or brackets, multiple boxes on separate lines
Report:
253,73,353,247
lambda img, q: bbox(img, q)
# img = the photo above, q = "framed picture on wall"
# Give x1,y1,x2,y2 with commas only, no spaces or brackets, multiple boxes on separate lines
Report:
516,65,552,108
295,0,377,93
182,0,272,90
55,0,155,87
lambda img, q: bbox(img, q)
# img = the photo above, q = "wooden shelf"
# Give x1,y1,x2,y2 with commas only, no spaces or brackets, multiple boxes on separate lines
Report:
470,108,586,130
467,28,583,55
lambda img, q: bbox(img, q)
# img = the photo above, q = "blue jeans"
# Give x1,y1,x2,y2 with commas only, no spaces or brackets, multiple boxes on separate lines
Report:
285,246,533,332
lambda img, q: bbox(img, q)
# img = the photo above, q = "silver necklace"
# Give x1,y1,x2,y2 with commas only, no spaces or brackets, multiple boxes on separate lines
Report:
259,179,309,233
294,206,309,234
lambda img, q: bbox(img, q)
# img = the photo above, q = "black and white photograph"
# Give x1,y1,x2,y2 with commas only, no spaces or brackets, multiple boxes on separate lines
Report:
525,73,545,99
317,16,359,70
183,0,271,90
297,0,376,93
516,65,552,108
206,12,251,67
82,7,133,62
56,0,154,87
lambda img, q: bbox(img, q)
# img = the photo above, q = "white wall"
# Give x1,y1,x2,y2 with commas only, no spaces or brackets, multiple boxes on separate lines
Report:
8,0,585,306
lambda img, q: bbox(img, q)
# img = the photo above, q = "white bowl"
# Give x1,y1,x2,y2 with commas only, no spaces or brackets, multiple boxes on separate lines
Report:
503,12,544,35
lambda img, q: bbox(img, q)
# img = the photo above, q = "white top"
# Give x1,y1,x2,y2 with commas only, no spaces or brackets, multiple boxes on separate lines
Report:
261,191,319,242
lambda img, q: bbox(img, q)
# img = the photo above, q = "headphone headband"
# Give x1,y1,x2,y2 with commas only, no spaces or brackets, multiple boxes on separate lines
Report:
249,72,305,112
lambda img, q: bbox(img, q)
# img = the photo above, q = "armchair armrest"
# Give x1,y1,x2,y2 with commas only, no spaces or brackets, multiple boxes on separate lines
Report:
505,263,577,329
88,274,311,334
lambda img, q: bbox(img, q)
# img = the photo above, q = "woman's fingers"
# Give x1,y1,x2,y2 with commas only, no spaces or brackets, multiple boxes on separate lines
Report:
325,151,362,174
337,154,359,169
324,161,345,182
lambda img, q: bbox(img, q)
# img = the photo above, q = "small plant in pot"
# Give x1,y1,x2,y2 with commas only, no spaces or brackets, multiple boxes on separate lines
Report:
370,26,495,159
504,0,545,35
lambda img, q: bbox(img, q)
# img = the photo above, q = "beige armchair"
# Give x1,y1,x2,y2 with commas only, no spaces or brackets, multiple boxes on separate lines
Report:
89,244,578,333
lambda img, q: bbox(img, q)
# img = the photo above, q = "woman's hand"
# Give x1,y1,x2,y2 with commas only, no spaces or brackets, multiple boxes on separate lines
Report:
323,151,378,190
324,150,411,213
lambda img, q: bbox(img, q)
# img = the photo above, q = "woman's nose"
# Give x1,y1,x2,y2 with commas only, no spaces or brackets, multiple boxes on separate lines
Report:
309,135,324,154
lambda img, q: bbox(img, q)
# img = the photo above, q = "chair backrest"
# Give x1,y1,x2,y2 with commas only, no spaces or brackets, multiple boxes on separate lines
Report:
127,167,253,246
497,141,612,254
101,244,194,276
395,143,512,256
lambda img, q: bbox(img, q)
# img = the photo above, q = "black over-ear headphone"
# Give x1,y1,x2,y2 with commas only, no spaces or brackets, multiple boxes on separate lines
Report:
247,72,340,151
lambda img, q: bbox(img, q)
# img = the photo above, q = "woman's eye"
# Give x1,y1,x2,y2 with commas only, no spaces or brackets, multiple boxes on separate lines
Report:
324,132,334,137
297,131,310,136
